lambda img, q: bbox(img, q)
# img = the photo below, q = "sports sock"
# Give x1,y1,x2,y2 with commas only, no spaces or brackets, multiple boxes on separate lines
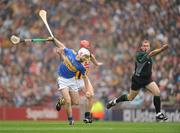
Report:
68,117,73,121
84,112,91,118
116,94,129,103
153,96,161,114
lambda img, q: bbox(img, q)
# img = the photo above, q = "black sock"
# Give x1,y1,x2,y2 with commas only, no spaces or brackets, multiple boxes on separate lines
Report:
85,112,91,118
153,96,161,114
116,94,129,103
68,117,73,121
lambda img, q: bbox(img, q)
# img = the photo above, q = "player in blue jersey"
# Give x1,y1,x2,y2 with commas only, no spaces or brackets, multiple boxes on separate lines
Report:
53,37,94,125
107,40,169,121
55,39,102,124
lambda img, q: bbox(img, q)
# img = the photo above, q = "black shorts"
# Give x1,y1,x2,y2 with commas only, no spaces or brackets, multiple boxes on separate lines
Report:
131,75,153,91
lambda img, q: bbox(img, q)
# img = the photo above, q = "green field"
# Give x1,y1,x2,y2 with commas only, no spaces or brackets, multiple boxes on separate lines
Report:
0,121,179,133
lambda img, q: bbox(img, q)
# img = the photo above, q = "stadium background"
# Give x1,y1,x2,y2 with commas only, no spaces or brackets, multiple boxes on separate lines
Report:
0,0,179,122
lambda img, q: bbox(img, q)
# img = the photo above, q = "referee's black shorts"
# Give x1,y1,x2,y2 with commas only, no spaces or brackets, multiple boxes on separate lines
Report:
131,75,153,91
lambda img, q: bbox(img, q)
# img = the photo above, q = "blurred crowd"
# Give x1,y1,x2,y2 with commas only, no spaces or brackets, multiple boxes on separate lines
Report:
0,0,179,109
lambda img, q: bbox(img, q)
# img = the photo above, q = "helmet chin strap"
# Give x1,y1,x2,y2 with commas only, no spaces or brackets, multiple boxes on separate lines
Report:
76,56,86,63
76,55,80,60
79,59,83,63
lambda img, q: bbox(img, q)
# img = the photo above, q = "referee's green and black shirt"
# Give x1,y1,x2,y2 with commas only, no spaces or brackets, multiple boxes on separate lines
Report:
133,51,152,79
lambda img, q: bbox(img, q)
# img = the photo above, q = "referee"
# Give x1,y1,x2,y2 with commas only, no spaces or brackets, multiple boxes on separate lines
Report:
107,40,168,121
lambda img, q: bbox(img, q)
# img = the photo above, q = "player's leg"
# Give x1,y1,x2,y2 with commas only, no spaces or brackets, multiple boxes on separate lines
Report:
56,77,66,111
60,88,74,125
107,76,144,109
145,81,168,121
58,89,79,109
107,77,140,109
77,78,94,123
82,86,94,123
56,77,75,125
107,89,139,109
69,90,80,105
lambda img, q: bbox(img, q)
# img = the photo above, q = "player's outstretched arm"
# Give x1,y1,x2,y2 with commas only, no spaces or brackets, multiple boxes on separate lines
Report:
148,43,168,57
56,47,64,57
53,37,66,49
90,54,103,66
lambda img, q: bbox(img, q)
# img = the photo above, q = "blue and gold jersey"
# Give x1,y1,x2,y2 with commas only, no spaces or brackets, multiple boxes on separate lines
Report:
75,63,89,79
58,48,86,78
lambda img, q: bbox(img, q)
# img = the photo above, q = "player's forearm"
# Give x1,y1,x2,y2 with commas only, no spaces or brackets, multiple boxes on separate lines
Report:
90,54,98,66
149,44,168,57
56,47,64,57
160,44,168,52
83,75,88,88
53,37,65,49
90,54,103,66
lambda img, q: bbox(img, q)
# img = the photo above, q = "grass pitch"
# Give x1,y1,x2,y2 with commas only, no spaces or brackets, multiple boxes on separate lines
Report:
0,121,179,133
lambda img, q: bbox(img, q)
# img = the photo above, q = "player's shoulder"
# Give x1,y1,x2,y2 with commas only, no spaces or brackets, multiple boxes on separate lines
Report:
136,51,147,57
64,48,71,52
64,48,76,55
136,50,146,55
72,49,77,55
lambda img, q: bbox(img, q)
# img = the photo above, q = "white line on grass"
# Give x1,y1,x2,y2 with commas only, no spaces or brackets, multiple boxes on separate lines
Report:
0,127,154,131
0,127,114,131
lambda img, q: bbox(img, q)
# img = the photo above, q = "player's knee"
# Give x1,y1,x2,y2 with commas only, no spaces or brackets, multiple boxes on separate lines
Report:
127,95,135,101
65,99,71,105
72,100,79,105
86,92,94,99
154,89,160,96
74,102,79,106
128,97,134,101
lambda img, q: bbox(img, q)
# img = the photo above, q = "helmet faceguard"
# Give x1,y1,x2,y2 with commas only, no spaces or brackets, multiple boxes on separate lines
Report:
77,48,90,62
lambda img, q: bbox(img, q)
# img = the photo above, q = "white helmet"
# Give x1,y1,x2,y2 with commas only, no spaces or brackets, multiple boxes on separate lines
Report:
77,47,90,58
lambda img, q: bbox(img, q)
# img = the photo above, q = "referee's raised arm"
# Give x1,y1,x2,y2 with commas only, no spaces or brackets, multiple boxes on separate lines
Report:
148,43,168,57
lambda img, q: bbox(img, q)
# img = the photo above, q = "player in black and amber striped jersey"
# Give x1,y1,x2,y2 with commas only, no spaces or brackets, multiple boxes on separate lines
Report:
76,40,103,123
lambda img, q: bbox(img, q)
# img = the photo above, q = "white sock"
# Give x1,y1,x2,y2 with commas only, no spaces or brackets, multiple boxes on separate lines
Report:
156,112,162,116
113,98,117,104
